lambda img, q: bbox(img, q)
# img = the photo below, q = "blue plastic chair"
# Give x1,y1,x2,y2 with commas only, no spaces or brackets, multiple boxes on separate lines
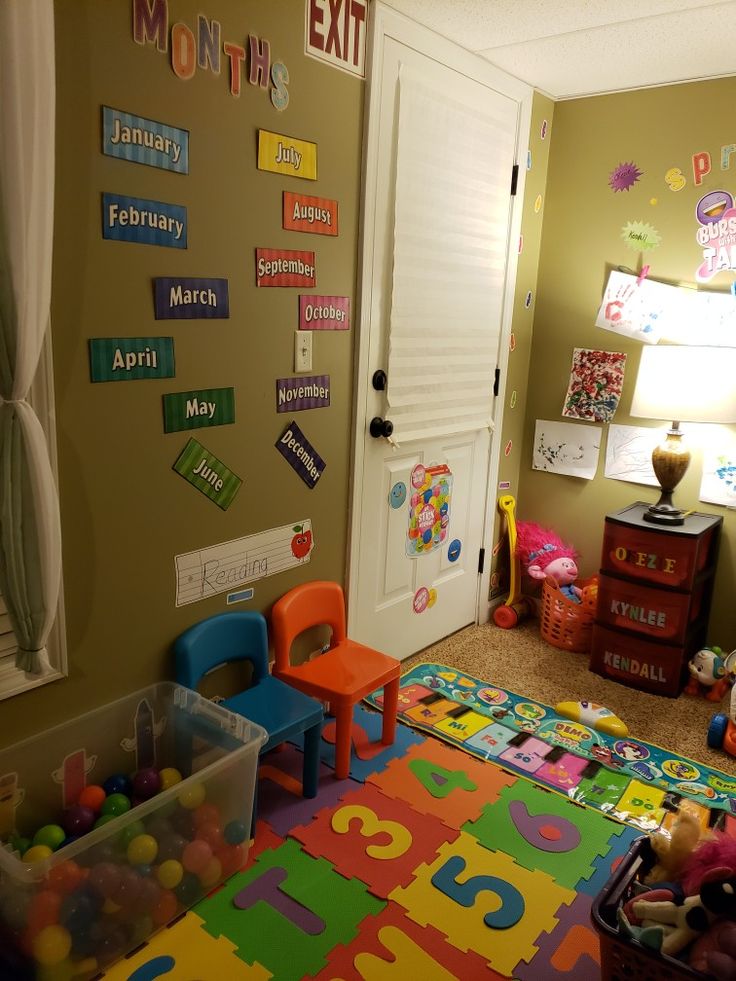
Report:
174,611,323,803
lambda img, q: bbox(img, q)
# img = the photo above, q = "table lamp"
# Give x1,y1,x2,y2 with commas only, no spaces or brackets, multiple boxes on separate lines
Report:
629,345,736,526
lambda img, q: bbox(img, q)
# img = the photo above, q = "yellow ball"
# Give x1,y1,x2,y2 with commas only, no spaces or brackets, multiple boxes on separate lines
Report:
199,856,223,889
32,925,71,966
127,833,158,866
178,782,206,810
23,844,53,863
157,859,184,889
159,767,183,791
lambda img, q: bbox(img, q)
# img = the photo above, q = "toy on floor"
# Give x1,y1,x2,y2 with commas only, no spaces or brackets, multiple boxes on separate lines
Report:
643,809,708,886
686,646,736,701
689,919,736,977
555,700,628,737
492,495,532,628
707,680,736,756
516,519,582,603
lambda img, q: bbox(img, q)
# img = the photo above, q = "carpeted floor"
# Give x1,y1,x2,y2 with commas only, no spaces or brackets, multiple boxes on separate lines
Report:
404,620,736,776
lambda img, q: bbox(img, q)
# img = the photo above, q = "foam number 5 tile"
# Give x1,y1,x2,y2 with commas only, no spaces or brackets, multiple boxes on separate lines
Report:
291,783,458,897
390,832,575,977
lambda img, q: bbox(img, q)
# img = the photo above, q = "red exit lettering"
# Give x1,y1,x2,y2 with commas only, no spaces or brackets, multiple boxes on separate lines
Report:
306,0,368,77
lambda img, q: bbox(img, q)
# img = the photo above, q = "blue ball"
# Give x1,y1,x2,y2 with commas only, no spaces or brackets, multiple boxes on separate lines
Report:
175,871,202,906
223,820,248,845
103,773,132,798
61,891,98,934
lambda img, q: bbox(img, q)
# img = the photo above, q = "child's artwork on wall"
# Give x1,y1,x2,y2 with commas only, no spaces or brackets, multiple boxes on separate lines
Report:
604,424,661,486
174,520,314,606
661,287,736,347
699,444,736,506
406,464,452,558
595,270,674,344
562,348,626,423
532,420,601,479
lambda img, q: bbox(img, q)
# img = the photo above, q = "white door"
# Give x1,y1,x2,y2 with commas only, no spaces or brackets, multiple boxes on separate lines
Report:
348,4,531,660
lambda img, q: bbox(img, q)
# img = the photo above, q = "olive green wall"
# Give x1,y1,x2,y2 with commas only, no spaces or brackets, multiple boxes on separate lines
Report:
1,0,363,743
519,77,736,642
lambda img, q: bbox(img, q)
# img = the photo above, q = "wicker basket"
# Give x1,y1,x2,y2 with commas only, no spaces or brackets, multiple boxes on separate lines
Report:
592,835,704,980
539,574,598,653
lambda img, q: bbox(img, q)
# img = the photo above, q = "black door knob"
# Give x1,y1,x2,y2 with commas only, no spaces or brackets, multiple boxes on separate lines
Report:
372,369,387,391
370,417,394,439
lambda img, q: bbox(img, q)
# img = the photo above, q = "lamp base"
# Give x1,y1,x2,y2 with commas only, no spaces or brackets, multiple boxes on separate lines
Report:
643,503,685,526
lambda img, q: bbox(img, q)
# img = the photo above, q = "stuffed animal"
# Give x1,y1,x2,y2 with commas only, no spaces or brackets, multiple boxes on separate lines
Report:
685,646,733,701
515,522,582,603
689,919,736,977
681,832,736,897
644,809,708,886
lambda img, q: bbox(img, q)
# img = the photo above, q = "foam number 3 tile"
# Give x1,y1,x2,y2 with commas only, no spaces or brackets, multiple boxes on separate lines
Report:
291,783,458,897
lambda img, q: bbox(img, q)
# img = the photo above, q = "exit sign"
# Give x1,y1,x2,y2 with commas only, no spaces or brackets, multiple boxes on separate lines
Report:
305,0,367,78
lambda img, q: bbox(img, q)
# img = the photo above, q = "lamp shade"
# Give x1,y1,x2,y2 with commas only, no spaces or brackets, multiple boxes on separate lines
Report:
630,345,736,423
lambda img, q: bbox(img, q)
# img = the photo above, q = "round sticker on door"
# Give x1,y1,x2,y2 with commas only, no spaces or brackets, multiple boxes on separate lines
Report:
447,538,462,562
411,464,426,489
413,587,430,614
427,588,437,608
389,481,407,509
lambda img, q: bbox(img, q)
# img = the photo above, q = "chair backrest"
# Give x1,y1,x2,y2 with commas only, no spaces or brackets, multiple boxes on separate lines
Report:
174,611,270,691
270,581,347,671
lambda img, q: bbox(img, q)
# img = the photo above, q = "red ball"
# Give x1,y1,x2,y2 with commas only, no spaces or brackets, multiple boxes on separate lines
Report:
27,891,61,932
193,803,221,828
216,844,245,877
182,839,212,875
151,888,178,926
78,785,106,813
196,822,223,851
46,860,85,895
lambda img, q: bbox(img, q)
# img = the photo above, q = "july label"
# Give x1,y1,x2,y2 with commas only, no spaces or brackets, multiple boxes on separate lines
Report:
257,130,317,180
283,192,338,235
256,248,315,288
163,387,235,433
154,278,229,319
172,437,242,510
102,192,187,249
89,337,174,382
275,420,325,488
276,375,330,413
299,295,350,330
101,106,189,174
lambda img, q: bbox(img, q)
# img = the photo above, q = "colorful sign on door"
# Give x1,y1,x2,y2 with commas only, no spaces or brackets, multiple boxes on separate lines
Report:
275,420,325,488
153,278,229,319
276,375,330,413
88,337,175,382
283,191,338,235
257,129,317,180
102,193,187,248
163,387,235,432
298,295,349,330
407,464,453,557
172,437,242,510
101,106,189,173
256,249,316,287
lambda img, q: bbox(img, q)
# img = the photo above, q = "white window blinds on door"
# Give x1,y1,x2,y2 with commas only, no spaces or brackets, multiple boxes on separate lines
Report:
386,63,517,443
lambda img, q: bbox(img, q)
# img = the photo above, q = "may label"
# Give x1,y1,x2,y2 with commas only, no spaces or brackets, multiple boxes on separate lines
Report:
163,387,235,433
102,192,187,248
257,129,317,180
299,295,350,330
275,420,325,488
256,248,315,287
154,277,229,319
172,437,242,510
276,375,330,413
89,337,174,382
283,191,338,236
101,106,189,174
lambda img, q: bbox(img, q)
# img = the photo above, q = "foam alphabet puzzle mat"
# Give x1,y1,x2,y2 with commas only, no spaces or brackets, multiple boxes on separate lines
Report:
366,662,736,829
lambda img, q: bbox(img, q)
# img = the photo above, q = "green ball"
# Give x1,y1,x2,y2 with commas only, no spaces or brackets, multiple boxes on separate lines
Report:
100,793,131,817
32,824,66,851
118,819,146,848
93,814,117,830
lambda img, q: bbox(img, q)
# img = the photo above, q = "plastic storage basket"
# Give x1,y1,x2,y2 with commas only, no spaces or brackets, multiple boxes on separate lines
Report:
539,574,598,653
592,834,704,981
0,682,266,979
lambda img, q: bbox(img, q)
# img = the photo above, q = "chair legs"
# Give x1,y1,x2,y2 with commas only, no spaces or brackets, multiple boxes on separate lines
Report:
380,677,399,746
302,720,321,798
333,703,354,780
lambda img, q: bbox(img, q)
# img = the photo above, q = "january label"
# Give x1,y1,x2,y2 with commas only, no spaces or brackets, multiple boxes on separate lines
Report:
101,106,189,174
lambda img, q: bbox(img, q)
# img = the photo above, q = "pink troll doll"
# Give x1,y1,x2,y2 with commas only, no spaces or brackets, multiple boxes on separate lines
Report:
515,522,582,602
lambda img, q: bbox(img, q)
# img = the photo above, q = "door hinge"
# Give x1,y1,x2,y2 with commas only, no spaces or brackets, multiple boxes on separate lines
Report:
478,547,486,574
510,163,519,196
493,367,500,397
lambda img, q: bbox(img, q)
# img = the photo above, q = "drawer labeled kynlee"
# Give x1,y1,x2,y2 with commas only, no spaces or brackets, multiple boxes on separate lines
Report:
601,521,715,590
597,573,703,642
589,624,691,697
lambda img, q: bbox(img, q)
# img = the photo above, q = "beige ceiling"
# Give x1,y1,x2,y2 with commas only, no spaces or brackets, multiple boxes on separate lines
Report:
377,0,736,98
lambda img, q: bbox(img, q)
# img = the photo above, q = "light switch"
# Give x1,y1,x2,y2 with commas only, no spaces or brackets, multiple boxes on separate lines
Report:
295,330,313,372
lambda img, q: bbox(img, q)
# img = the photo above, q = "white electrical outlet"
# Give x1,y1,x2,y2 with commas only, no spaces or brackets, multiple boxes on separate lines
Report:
295,330,313,372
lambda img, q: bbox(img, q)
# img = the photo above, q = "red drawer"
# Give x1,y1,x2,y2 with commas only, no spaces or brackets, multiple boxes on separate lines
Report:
589,625,689,697
601,521,714,590
597,573,703,643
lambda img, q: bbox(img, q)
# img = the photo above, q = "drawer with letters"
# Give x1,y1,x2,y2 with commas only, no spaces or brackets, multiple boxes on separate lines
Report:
596,573,703,643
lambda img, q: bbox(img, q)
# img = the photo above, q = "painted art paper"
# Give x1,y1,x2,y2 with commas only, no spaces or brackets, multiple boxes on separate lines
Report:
562,348,626,423
406,464,452,558
604,424,661,487
700,445,736,506
595,270,676,344
532,419,601,480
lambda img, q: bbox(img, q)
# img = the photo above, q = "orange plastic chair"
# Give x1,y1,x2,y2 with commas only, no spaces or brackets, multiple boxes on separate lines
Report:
270,581,401,780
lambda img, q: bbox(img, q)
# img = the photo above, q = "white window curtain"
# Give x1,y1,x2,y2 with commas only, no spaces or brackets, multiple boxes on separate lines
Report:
0,0,61,675
386,63,515,442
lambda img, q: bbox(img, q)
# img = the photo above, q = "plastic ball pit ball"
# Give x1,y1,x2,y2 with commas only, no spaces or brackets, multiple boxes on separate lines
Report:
156,859,184,890
178,783,206,810
78,785,106,812
132,767,161,801
100,793,131,818
102,774,132,798
33,824,66,851
62,805,95,837
182,839,212,875
126,834,158,867
32,924,72,966
224,820,248,845
118,820,146,849
159,767,183,791
23,844,53,863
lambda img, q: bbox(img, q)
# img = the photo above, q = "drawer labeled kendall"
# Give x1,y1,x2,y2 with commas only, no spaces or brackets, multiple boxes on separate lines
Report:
590,624,691,697
597,573,703,642
601,520,715,590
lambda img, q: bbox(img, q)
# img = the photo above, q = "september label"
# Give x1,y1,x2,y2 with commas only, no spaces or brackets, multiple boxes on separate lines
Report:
101,106,189,174
102,192,187,249
89,337,175,382
256,248,315,288
154,277,229,319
